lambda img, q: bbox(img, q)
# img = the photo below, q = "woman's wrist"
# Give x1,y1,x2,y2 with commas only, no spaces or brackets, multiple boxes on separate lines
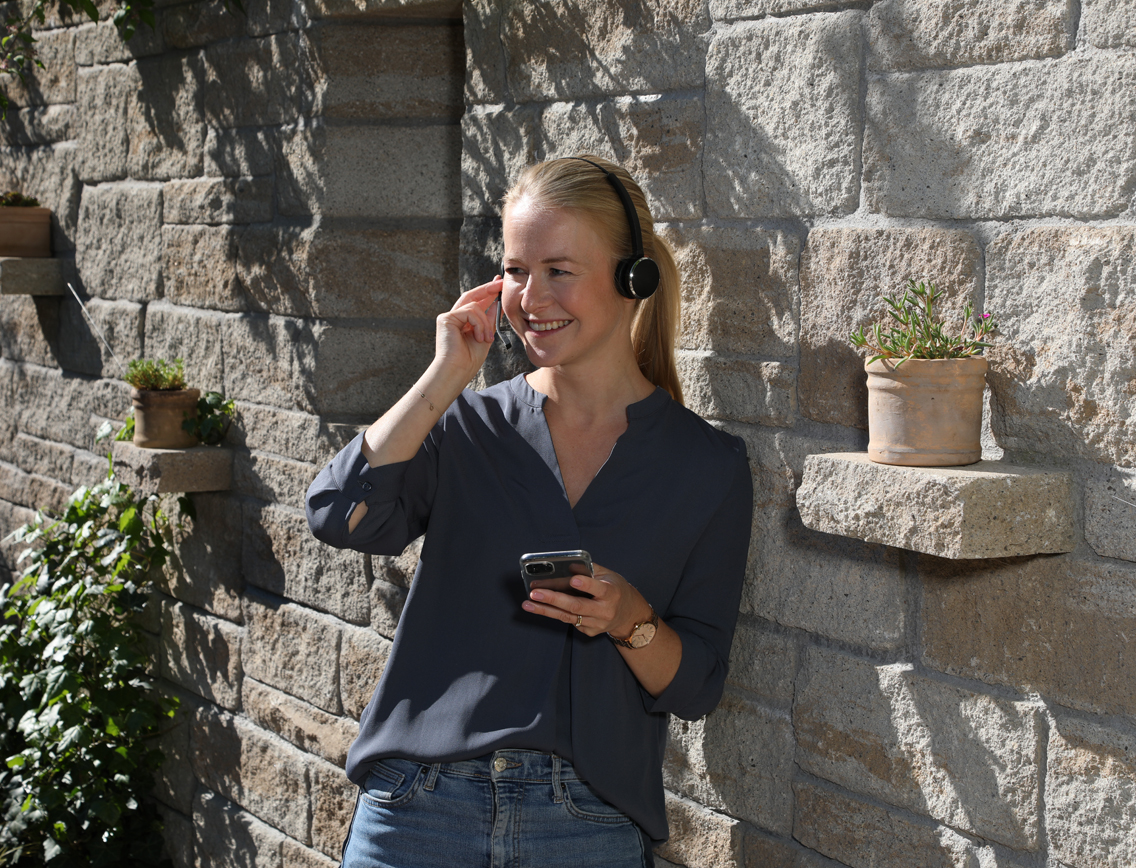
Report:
419,359,477,408
608,593,655,641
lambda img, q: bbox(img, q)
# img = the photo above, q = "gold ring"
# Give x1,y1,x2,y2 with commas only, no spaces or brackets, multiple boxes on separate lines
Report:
575,614,583,628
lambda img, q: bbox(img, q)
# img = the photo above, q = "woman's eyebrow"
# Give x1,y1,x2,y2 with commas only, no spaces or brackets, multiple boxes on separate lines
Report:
503,254,579,265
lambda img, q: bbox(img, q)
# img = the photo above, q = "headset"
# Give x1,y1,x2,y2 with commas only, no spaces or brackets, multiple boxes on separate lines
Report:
496,157,660,349
570,157,661,301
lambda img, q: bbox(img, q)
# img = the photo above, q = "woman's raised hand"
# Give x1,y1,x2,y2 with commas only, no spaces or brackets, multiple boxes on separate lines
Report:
358,276,503,472
434,277,504,381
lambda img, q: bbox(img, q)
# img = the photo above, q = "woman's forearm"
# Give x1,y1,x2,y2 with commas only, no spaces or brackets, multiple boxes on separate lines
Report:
615,617,683,698
360,278,503,470
361,361,472,469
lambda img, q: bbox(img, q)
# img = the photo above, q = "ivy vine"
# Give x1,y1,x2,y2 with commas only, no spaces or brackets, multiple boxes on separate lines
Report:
0,471,190,866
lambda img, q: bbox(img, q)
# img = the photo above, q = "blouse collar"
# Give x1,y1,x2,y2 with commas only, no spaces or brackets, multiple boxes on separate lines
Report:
508,373,670,420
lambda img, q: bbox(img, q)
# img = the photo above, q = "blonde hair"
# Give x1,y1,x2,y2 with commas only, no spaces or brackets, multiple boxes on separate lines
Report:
502,155,684,405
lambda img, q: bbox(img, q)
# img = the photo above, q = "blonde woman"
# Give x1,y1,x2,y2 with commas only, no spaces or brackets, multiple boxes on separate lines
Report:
307,155,752,867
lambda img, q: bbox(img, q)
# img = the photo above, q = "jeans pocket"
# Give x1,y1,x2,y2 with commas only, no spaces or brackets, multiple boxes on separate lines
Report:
360,758,424,808
561,780,633,826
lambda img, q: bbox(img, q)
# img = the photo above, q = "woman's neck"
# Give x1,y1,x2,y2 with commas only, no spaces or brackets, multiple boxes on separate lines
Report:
527,362,655,427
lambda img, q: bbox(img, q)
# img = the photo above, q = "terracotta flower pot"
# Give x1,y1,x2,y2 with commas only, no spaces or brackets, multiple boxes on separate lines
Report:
865,357,988,467
132,388,200,449
0,207,52,257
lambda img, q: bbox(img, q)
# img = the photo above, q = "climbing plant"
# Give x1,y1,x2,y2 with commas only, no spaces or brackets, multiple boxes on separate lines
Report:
0,471,187,866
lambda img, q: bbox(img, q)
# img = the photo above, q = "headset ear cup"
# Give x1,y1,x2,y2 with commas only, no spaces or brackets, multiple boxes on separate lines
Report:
614,258,636,299
619,257,660,300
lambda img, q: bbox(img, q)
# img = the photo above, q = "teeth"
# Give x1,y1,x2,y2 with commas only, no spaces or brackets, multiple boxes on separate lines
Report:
529,320,571,332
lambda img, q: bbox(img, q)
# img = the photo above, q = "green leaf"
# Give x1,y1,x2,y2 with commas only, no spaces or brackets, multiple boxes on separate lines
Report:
43,835,62,861
117,506,142,537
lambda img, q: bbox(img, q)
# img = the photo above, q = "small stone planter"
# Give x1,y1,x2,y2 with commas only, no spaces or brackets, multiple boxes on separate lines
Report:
132,388,200,449
0,207,52,257
866,357,987,467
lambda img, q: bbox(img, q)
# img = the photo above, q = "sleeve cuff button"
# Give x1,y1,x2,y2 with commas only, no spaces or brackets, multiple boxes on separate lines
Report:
360,482,372,492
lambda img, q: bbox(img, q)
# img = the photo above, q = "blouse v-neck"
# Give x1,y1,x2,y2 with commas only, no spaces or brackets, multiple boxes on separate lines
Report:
510,375,669,512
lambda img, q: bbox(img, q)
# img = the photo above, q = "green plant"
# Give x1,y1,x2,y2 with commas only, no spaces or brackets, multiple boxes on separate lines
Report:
0,192,40,207
849,279,999,365
123,359,185,392
182,391,235,446
0,473,182,866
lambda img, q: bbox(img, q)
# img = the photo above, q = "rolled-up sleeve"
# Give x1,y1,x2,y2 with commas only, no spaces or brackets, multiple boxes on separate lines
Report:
647,445,753,720
306,430,440,555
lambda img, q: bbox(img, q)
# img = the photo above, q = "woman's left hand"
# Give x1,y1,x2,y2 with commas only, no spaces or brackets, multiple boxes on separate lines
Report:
521,562,652,639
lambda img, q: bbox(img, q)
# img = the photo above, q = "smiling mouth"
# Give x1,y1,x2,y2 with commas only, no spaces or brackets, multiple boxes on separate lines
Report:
527,319,572,333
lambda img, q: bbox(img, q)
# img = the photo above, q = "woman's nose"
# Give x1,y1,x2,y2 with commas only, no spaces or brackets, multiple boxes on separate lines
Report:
519,274,550,312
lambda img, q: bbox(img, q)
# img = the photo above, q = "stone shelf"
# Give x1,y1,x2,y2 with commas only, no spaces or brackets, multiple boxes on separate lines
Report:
796,452,1075,559
112,441,232,495
0,257,64,295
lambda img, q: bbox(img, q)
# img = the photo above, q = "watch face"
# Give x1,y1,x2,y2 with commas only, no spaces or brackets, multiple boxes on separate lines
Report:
629,622,657,649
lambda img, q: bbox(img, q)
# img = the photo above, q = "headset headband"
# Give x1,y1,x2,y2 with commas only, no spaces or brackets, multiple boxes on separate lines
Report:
569,157,659,300
571,157,646,261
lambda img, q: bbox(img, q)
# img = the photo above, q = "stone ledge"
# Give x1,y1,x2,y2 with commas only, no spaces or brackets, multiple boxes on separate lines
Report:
796,452,1074,559
112,441,233,494
0,257,64,296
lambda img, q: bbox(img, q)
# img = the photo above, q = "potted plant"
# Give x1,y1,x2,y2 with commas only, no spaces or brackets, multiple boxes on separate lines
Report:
123,358,199,449
0,191,51,257
849,280,998,467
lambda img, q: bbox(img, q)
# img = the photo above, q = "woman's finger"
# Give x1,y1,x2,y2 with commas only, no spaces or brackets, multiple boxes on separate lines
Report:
451,276,503,314
439,299,495,344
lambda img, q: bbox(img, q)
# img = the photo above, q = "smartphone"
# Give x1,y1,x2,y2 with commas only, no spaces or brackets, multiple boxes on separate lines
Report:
519,550,594,598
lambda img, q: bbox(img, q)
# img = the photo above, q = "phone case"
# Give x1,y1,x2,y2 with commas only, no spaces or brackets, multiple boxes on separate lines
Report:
519,550,594,598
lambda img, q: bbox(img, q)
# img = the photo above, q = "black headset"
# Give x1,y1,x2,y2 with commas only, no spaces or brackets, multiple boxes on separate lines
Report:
570,157,661,300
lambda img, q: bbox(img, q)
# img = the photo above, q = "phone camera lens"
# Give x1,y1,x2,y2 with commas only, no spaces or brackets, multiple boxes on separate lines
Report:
525,562,554,576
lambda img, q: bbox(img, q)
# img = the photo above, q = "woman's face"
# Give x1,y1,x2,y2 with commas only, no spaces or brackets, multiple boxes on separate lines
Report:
501,198,635,372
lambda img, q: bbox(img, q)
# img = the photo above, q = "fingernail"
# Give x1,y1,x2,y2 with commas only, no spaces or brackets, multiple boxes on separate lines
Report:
530,591,544,601
522,602,535,612
570,577,583,587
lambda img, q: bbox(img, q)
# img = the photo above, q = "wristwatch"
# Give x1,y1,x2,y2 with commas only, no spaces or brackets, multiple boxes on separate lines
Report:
609,608,659,649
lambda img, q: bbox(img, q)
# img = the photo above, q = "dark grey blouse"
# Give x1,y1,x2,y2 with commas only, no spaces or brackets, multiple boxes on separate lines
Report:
305,374,753,842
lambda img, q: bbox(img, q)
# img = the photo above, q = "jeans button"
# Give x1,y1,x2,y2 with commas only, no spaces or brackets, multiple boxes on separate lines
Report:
493,757,508,773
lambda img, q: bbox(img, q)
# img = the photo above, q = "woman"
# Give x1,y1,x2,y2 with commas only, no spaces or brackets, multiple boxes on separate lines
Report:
306,155,753,867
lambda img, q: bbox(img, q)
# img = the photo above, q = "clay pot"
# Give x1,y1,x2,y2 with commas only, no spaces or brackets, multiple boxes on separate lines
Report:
0,207,52,257
132,388,200,449
865,357,988,467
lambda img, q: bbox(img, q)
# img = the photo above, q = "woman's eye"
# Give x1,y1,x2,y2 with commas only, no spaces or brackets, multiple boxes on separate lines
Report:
504,267,525,278
550,268,570,277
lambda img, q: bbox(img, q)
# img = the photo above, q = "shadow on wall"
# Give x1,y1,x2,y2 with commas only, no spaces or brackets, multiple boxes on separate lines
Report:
134,55,202,173
500,1,701,101
666,643,1040,858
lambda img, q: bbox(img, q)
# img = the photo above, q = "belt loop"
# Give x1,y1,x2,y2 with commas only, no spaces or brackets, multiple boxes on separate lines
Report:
551,754,564,804
424,762,441,792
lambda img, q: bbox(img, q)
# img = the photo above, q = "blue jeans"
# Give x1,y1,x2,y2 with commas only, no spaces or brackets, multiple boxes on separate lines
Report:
340,750,654,868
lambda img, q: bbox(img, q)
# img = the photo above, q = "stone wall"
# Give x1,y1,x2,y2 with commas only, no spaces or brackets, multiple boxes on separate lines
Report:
1,0,463,865
1,1,1135,867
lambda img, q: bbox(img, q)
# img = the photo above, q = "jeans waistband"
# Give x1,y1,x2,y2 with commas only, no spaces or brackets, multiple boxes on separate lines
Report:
401,750,583,784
